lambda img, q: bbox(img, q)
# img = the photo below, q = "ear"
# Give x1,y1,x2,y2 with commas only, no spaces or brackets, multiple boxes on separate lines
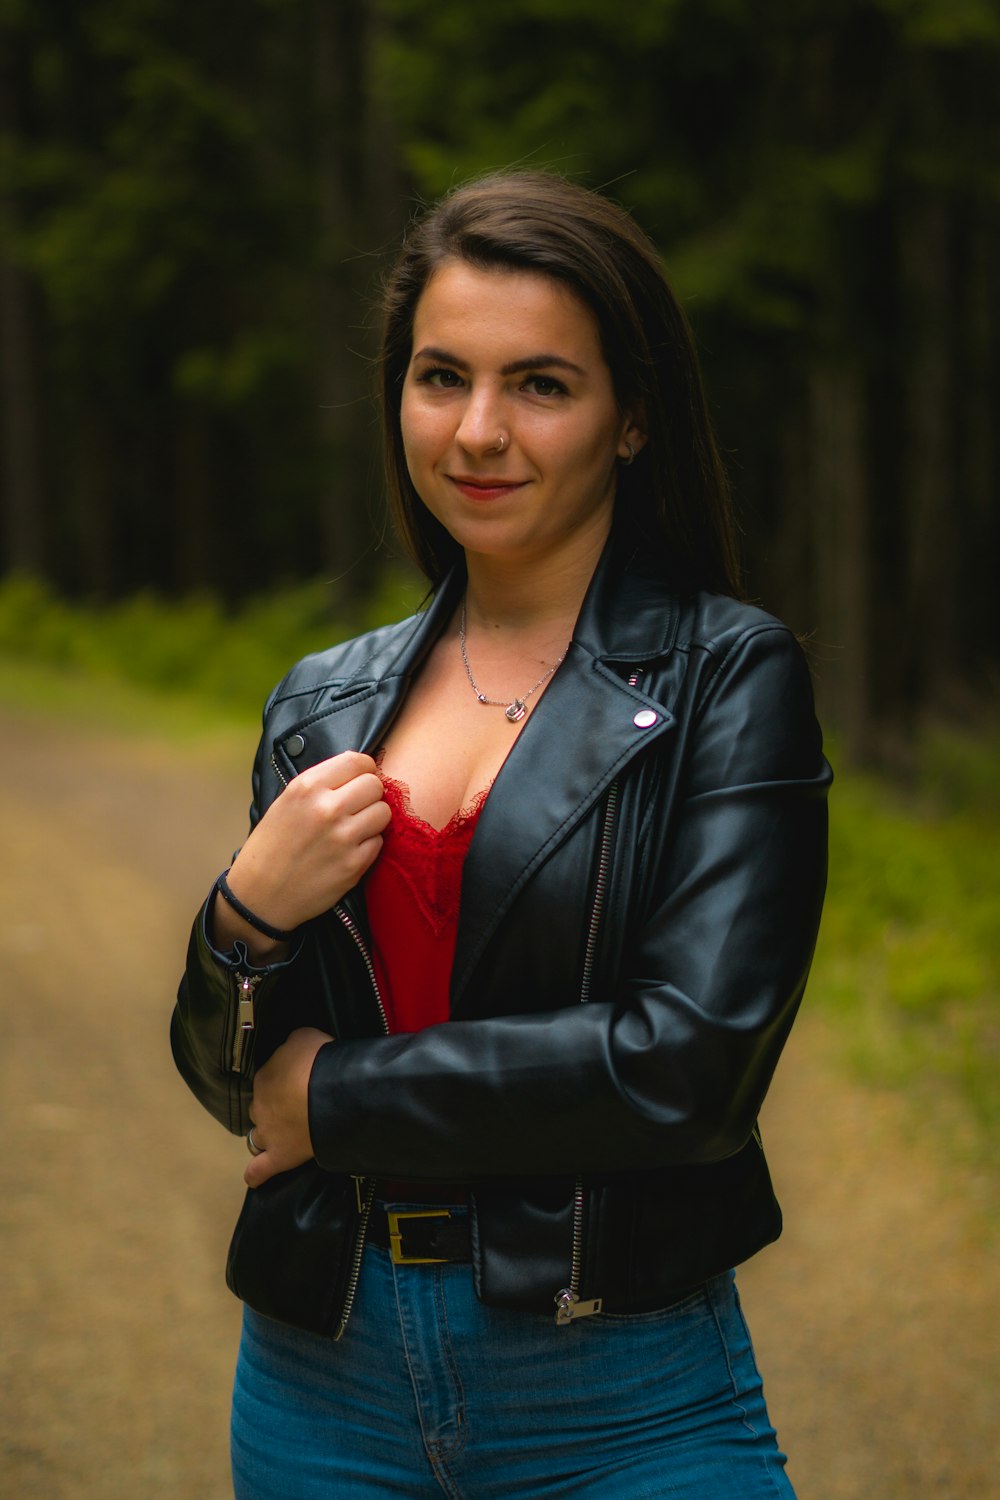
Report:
617,410,648,463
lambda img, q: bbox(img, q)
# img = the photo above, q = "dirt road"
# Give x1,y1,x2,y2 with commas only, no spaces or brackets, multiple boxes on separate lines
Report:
1,703,996,1499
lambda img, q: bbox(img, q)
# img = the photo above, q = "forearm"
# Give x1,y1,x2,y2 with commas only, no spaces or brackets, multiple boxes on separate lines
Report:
209,879,290,967
305,980,806,1182
171,889,300,1134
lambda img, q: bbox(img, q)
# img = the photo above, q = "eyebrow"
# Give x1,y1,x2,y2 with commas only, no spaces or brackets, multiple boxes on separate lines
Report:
411,346,588,378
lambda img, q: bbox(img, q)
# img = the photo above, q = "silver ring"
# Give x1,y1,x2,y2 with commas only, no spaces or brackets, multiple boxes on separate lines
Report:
622,440,636,466
247,1126,264,1157
494,432,507,453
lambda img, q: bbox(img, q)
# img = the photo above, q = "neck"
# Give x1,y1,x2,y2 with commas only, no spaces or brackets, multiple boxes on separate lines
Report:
462,531,608,637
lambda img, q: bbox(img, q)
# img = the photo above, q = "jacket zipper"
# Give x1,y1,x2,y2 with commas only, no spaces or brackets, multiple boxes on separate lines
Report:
230,972,261,1074
331,900,390,1340
271,750,389,1341
225,748,293,1082
554,779,619,1326
555,668,642,1327
335,1177,376,1340
268,744,389,1344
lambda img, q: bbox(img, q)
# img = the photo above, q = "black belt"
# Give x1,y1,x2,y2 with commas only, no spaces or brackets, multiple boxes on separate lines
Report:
368,1206,472,1266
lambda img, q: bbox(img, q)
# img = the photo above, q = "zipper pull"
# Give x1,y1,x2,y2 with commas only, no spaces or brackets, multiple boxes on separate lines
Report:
230,972,261,1072
351,1175,366,1213
554,1288,603,1325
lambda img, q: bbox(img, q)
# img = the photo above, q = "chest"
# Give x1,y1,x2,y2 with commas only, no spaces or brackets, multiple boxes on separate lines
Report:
377,632,554,829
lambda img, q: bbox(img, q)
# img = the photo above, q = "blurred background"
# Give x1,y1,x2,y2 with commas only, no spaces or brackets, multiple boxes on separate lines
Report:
3,0,999,752
1,2,997,1497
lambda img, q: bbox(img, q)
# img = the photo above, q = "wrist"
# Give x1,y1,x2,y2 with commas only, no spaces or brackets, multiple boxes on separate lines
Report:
216,869,295,943
209,881,289,964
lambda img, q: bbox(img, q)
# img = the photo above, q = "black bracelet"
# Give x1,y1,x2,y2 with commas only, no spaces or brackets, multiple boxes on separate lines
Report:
215,871,295,943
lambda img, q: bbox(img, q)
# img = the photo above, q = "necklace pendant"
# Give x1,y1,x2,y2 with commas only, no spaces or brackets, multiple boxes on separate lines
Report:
505,699,527,723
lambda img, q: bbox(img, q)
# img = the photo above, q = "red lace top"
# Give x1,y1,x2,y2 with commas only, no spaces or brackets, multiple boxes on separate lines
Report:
364,770,488,1034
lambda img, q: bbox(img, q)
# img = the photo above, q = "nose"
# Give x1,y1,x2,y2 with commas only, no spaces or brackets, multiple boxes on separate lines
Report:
455,384,505,456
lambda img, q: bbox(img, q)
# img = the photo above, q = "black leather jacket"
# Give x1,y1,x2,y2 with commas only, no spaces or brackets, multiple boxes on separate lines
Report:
172,533,831,1339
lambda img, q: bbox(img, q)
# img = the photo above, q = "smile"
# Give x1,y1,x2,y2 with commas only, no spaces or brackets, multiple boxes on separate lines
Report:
448,476,528,501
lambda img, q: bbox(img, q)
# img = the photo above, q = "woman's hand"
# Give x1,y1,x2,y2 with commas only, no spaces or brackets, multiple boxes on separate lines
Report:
213,751,390,959
244,1027,332,1187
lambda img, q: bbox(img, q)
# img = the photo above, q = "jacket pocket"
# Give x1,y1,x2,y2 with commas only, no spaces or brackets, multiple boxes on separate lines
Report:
226,1163,357,1337
470,1177,577,1315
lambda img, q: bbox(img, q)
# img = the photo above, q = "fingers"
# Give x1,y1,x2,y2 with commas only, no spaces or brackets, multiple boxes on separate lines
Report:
302,751,380,795
243,1029,330,1188
224,752,391,932
323,771,391,822
277,758,391,864
244,1137,309,1188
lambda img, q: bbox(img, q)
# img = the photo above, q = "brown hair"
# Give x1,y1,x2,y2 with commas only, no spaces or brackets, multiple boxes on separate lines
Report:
379,170,741,596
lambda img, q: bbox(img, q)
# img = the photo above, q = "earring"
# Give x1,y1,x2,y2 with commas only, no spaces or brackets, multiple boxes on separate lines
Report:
621,440,637,466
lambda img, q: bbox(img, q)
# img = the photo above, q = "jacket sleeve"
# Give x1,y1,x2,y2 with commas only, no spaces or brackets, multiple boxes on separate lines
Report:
305,622,831,1179
170,696,302,1136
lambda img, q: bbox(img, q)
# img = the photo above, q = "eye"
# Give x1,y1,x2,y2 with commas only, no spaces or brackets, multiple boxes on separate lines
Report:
414,366,464,389
522,374,568,397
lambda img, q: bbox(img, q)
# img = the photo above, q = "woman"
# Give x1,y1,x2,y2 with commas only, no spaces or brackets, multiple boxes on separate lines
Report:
173,170,831,1498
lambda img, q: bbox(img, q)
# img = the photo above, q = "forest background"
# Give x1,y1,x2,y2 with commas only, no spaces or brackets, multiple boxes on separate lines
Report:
0,5,997,1179
0,4,998,1493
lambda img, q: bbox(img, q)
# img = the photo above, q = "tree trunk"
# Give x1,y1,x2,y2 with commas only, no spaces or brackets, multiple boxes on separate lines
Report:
899,191,955,719
313,0,377,600
70,400,115,597
0,31,45,576
808,361,870,762
955,208,997,693
0,251,45,575
312,0,409,600
173,409,215,593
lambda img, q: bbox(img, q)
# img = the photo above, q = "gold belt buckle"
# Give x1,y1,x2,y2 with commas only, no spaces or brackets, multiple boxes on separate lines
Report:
387,1208,451,1265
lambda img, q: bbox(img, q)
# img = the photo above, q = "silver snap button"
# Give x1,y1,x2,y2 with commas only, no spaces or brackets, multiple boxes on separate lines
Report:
633,709,658,729
285,733,306,757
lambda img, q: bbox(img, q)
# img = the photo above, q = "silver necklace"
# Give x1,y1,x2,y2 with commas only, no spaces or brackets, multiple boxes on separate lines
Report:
459,601,567,723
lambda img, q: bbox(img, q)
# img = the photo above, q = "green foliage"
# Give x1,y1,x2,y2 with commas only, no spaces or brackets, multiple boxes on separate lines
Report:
1,0,998,753
0,568,424,715
381,0,1000,331
0,0,380,594
811,737,1000,1153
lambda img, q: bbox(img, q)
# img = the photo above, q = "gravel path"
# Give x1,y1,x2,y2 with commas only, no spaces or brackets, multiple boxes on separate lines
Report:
1,703,995,1498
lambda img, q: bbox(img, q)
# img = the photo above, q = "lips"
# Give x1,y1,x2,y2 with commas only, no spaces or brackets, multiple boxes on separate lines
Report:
449,475,527,501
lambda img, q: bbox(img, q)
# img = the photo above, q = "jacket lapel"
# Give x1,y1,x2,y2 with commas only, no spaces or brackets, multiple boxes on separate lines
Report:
265,576,462,936
452,537,679,1003
269,574,462,782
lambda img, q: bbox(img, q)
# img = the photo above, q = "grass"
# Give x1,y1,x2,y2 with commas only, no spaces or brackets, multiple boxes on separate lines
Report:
0,568,425,722
1,571,996,1165
811,732,999,1165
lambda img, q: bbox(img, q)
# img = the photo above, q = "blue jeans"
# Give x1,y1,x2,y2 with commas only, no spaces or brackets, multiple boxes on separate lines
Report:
231,1206,795,1499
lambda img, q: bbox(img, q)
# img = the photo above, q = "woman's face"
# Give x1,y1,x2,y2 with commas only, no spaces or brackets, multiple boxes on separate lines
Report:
400,261,643,573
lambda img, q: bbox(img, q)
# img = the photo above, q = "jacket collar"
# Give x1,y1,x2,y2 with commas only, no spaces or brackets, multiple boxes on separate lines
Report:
347,524,680,682
571,525,680,663
388,527,682,669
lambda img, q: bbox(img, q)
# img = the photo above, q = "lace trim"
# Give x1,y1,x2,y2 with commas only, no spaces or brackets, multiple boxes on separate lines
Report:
377,767,491,838
370,765,489,934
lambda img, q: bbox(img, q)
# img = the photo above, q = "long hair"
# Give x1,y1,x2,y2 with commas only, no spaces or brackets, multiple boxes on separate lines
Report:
379,170,741,597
